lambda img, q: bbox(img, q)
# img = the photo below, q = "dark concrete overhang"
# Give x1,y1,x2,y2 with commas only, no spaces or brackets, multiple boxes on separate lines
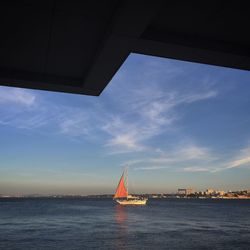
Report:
1,1,250,96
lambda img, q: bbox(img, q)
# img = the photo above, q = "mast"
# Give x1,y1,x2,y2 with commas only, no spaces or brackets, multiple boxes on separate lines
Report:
126,166,128,196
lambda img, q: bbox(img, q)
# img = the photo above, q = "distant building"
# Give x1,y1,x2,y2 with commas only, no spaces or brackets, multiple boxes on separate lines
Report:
178,188,194,195
216,190,225,196
178,189,186,195
205,189,214,195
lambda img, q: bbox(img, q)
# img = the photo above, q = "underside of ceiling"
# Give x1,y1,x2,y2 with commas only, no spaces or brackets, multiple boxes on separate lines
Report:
1,1,250,95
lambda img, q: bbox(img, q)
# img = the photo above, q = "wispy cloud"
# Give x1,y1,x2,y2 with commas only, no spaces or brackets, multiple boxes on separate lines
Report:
0,88,96,135
226,147,250,169
122,143,215,172
0,87,36,106
59,113,91,137
180,145,250,173
209,146,250,172
227,156,250,169
102,88,217,154
0,55,218,157
102,116,146,153
0,87,45,129
182,167,212,172
182,91,217,103
177,145,212,160
106,134,144,152
151,144,212,164
135,166,169,171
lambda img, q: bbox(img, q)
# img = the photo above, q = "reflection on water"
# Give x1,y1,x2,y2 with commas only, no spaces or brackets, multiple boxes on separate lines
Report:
114,205,129,249
115,205,127,226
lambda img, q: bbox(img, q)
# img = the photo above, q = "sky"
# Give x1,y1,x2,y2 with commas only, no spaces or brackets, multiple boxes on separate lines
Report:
1,53,250,195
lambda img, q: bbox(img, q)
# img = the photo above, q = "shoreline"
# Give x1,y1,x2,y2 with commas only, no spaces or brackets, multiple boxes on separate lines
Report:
1,195,250,200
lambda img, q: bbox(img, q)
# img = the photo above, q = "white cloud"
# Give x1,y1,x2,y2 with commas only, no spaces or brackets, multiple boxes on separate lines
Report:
122,143,215,172
107,134,143,151
0,87,40,129
227,156,250,169
101,57,218,154
0,87,36,106
182,167,212,172
219,146,250,171
121,159,146,167
179,145,211,160
176,145,250,173
59,114,91,137
151,144,213,163
0,56,218,156
0,92,97,135
16,114,49,129
175,145,250,173
183,90,217,103
183,145,250,173
102,88,217,154
102,116,147,153
135,166,169,171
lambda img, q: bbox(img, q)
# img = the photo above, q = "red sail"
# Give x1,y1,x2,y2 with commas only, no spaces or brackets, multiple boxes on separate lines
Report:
114,173,128,198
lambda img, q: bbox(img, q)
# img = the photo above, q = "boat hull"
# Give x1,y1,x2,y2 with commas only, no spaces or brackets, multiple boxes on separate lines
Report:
116,198,148,205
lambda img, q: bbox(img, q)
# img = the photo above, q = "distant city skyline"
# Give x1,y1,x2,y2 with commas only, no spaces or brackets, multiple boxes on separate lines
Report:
1,53,250,195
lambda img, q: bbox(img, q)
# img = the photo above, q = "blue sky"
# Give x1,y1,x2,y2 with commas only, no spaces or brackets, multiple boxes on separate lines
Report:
1,53,250,195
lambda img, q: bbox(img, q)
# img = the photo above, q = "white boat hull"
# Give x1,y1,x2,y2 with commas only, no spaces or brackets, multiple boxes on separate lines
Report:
116,198,148,206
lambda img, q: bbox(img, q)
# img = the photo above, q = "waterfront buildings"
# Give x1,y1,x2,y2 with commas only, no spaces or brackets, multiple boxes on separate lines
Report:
178,188,195,196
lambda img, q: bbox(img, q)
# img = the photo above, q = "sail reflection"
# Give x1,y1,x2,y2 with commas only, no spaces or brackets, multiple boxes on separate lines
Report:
114,205,129,250
115,205,128,226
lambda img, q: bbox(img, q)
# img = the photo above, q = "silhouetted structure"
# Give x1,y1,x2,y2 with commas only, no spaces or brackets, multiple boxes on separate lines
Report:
1,1,250,95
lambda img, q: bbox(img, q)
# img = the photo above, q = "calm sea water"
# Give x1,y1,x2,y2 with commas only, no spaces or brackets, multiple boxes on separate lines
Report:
0,198,250,250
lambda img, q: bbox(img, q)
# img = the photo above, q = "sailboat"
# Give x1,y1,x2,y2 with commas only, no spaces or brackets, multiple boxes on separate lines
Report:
113,168,148,205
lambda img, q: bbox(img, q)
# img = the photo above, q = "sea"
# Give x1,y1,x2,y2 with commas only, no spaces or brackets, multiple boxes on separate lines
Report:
0,198,250,250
